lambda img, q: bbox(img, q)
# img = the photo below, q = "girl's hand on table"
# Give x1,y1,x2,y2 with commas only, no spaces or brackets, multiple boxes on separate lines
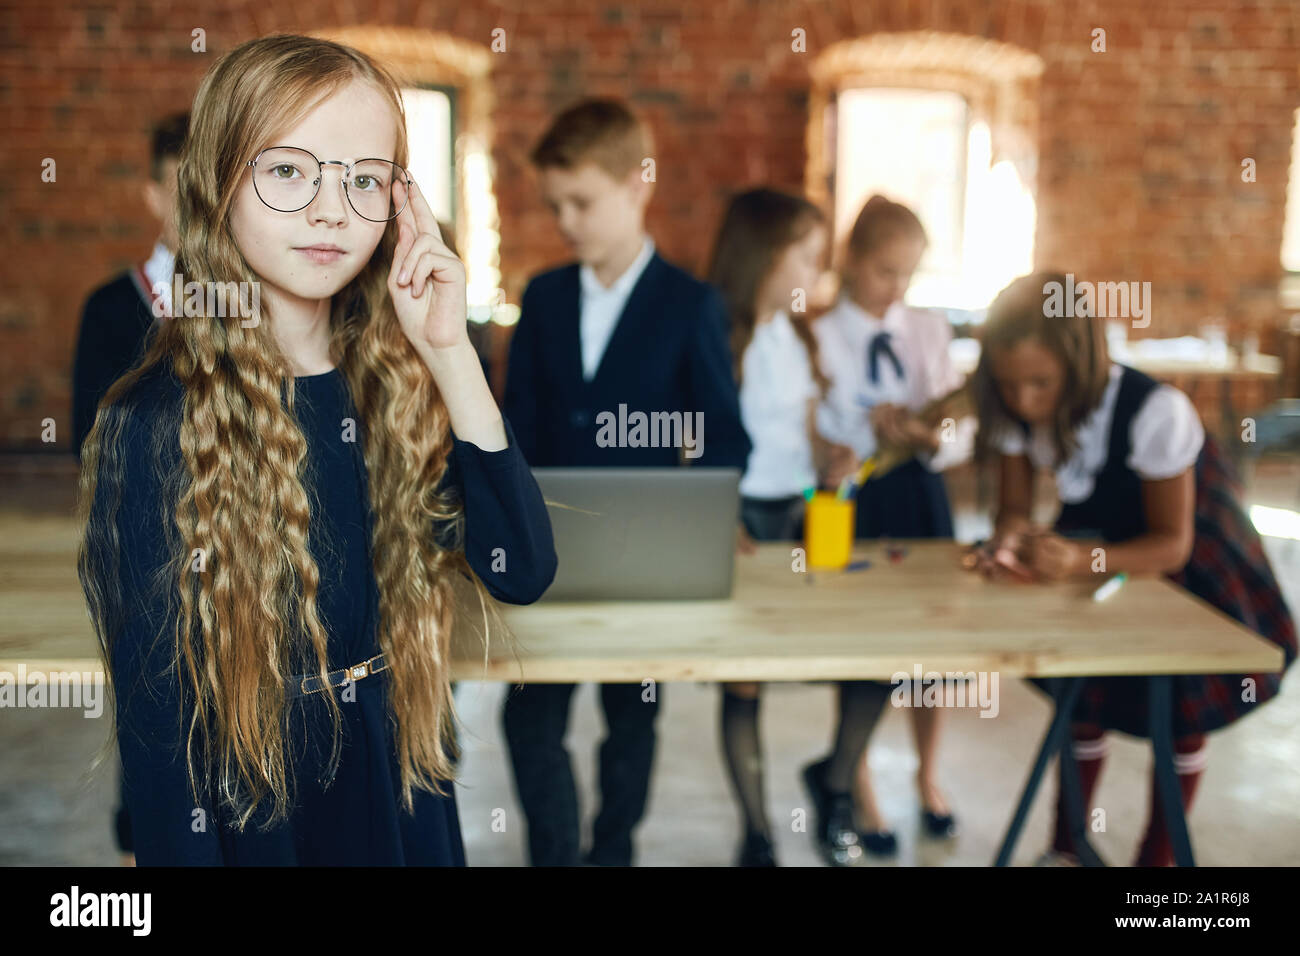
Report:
964,522,1037,581
736,525,759,556
1023,530,1089,581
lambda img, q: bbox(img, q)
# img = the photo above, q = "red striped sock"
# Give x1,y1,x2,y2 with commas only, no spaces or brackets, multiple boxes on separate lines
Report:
1051,725,1108,856
1134,735,1207,867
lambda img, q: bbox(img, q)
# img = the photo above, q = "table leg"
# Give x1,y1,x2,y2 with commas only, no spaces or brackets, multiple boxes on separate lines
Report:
1148,675,1196,867
995,677,1087,866
1059,718,1106,866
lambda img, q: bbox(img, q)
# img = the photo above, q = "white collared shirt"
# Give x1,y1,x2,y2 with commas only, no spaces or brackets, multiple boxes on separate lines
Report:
812,293,974,471
143,240,175,317
738,309,819,498
579,236,655,380
991,363,1204,502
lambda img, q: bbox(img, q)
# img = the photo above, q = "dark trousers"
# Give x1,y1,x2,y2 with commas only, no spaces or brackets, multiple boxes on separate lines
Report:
502,681,660,866
741,494,805,541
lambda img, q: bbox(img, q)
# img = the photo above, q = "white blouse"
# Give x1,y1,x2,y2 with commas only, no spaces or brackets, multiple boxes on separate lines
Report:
142,240,175,317
812,294,975,472
992,363,1205,502
737,309,819,498
578,236,655,380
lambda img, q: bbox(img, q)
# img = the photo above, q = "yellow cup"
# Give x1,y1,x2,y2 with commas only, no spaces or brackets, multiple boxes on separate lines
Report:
803,491,855,569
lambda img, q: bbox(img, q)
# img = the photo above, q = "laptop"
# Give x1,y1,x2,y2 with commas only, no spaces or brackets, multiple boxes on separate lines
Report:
530,468,742,601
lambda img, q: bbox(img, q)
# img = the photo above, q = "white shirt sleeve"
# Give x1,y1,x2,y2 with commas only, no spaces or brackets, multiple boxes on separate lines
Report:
914,310,964,404
903,310,971,471
812,318,877,459
1127,385,1204,480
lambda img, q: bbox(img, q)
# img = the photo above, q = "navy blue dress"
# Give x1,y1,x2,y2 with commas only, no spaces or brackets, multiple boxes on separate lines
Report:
108,364,557,865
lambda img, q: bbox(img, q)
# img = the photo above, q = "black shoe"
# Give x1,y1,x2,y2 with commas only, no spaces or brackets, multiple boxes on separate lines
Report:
857,827,898,856
800,758,862,866
922,809,958,839
736,829,778,867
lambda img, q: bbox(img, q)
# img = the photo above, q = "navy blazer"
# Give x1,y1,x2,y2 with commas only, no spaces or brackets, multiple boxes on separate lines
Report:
504,251,752,470
72,272,158,459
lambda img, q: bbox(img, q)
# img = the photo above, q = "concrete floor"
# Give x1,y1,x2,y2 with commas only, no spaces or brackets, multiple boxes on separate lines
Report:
2,456,1298,866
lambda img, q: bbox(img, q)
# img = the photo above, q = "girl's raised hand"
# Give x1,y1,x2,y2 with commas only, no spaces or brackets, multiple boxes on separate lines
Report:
387,179,468,355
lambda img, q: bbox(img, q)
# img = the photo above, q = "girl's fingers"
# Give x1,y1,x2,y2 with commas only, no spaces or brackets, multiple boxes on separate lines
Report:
394,178,418,237
395,231,459,286
409,251,440,297
396,233,438,285
402,179,441,241
390,219,415,285
409,251,463,297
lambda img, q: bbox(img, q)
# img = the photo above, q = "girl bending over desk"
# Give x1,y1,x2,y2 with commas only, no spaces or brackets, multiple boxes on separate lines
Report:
968,272,1296,866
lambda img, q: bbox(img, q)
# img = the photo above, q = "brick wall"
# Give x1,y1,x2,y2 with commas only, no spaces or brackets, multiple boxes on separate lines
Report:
2,0,1298,448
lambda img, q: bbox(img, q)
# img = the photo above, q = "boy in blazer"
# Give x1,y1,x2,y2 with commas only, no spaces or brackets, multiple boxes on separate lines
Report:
72,112,188,459
503,99,751,866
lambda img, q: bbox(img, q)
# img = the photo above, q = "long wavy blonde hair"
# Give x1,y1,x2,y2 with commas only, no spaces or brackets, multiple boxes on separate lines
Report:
77,34,503,831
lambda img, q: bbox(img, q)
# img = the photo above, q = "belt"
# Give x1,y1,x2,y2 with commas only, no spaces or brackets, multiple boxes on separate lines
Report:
287,652,389,699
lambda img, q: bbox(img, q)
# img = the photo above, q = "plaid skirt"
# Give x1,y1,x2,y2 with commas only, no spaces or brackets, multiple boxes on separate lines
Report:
1045,437,1297,738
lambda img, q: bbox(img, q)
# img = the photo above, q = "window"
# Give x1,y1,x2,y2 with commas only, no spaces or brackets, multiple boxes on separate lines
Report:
833,87,1035,315
401,84,504,324
1282,107,1300,274
400,87,455,226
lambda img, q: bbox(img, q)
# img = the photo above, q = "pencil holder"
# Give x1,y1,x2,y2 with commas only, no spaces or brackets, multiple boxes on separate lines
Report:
803,491,855,570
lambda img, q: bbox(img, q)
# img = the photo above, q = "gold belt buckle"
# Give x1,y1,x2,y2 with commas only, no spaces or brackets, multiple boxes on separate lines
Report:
297,654,385,697
345,655,386,684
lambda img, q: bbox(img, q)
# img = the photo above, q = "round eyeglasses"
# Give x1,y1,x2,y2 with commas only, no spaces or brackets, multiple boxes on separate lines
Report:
246,146,412,222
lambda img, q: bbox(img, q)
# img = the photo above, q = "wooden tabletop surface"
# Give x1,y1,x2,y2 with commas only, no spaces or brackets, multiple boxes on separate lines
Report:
452,541,1286,683
1,516,1283,685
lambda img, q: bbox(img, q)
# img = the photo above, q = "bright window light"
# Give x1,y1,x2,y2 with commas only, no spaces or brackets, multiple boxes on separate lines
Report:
1282,108,1300,273
834,88,1035,312
1250,505,1300,541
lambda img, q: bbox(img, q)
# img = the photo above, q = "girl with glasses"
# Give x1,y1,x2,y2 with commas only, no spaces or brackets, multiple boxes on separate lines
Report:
78,33,557,866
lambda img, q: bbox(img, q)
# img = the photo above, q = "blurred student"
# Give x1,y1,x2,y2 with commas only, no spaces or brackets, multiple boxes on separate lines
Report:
708,187,898,867
70,111,187,867
969,272,1297,866
812,195,974,856
73,112,188,458
503,98,752,866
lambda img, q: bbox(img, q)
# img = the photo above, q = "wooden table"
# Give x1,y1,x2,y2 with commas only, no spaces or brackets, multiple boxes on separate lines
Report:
453,541,1282,683
452,540,1285,867
3,518,1285,867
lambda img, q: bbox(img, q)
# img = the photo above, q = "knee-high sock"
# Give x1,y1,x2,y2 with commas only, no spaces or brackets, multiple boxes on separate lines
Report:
825,681,890,793
1134,734,1207,867
1052,725,1109,855
720,689,770,838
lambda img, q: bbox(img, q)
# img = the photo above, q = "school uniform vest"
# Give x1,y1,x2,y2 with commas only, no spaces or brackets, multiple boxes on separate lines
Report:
1045,365,1297,737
